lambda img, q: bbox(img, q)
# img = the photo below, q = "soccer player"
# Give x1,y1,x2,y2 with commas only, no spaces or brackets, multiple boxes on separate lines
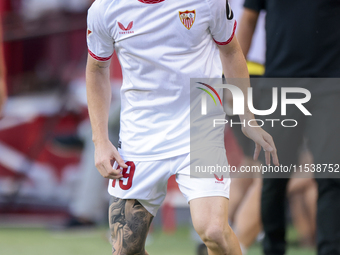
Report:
85,0,278,254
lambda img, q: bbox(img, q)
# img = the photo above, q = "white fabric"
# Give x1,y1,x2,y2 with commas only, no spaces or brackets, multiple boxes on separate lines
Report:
87,0,236,160
109,147,231,216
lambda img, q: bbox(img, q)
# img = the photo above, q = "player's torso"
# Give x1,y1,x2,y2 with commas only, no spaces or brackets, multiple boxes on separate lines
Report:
94,0,225,160
100,0,220,88
105,0,211,56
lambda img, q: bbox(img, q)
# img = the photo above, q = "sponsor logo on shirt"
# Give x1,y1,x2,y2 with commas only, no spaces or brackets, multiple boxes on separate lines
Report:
87,29,92,37
179,10,196,30
118,21,134,34
214,174,225,184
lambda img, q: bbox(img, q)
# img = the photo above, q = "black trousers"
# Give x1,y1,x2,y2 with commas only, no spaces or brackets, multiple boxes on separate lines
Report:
259,88,340,255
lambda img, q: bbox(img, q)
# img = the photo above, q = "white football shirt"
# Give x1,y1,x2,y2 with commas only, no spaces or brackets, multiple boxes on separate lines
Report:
87,0,236,160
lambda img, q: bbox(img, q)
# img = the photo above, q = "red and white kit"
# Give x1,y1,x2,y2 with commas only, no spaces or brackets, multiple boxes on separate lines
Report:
87,0,236,215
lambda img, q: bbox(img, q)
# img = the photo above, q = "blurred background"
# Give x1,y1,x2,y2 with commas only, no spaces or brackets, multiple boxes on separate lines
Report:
0,0,316,255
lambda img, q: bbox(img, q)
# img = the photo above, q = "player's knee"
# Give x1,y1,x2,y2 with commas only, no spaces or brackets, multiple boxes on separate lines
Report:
198,223,232,251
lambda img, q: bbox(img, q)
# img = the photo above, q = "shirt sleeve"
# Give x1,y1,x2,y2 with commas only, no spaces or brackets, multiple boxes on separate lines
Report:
207,0,237,45
87,1,114,61
243,0,265,12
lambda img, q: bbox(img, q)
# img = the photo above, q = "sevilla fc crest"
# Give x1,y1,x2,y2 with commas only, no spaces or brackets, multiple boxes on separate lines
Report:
179,10,196,30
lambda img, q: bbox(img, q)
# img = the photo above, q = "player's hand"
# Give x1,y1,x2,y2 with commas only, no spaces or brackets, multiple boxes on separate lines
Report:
94,140,127,179
242,125,279,166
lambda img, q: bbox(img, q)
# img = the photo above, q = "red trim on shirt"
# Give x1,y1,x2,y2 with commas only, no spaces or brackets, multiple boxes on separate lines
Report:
137,0,165,4
88,49,113,62
213,20,237,46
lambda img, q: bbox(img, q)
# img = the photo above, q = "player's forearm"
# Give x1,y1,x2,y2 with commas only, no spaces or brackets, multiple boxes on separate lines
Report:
218,39,255,122
237,8,259,58
86,56,112,144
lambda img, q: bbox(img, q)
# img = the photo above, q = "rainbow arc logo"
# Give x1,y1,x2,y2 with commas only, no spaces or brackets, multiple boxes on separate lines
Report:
196,82,223,115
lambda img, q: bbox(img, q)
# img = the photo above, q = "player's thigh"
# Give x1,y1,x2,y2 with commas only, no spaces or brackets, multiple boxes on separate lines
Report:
177,147,231,237
190,196,231,240
109,196,153,255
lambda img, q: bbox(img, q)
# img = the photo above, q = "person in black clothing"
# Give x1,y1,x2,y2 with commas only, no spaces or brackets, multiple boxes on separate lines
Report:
241,0,340,254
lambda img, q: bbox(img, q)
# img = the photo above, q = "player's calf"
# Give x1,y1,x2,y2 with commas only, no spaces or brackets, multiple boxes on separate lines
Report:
109,197,153,255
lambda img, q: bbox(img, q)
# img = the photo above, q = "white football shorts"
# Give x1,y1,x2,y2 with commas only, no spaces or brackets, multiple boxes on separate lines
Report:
108,147,231,216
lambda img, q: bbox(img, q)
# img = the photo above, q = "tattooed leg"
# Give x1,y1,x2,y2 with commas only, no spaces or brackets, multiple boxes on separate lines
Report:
109,197,154,255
